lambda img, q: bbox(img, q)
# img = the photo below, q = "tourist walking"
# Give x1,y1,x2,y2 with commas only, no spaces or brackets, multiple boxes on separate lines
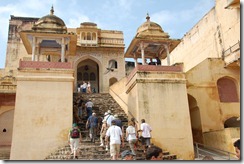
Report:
87,81,91,93
104,110,114,127
77,98,84,119
138,119,152,153
113,114,124,132
81,81,87,93
86,113,98,143
105,120,124,160
99,119,108,146
68,123,82,159
85,98,94,118
125,121,138,155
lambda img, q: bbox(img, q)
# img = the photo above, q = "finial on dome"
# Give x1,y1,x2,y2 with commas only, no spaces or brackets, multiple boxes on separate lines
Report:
146,13,150,22
50,5,54,15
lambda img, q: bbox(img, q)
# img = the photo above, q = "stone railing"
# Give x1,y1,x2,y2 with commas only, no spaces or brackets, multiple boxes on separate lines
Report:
18,60,73,69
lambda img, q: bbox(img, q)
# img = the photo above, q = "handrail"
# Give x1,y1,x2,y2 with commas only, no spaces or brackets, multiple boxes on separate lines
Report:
194,142,236,160
222,40,240,58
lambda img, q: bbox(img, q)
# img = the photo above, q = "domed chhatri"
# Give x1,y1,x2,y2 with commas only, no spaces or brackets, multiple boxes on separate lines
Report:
32,6,67,34
136,13,169,38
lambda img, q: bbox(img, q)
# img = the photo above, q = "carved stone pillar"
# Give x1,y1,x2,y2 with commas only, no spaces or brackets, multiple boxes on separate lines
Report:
133,53,138,67
32,36,36,61
61,38,65,62
164,44,170,66
140,42,145,65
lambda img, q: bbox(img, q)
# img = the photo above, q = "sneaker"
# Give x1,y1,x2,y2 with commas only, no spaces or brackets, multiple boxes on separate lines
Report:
105,146,108,151
100,143,104,146
75,156,78,159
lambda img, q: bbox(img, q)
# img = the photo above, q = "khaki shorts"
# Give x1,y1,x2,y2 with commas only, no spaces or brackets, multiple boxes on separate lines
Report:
110,144,120,156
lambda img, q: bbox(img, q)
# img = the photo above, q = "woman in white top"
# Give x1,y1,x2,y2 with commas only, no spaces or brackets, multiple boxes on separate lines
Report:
126,121,138,155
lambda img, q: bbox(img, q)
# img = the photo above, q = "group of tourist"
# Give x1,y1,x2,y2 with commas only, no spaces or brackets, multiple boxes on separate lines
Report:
77,81,92,93
68,117,240,160
69,97,241,160
68,104,155,160
145,57,161,65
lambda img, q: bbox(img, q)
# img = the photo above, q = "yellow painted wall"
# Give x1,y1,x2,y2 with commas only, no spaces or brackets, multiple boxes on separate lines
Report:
163,0,240,72
10,69,74,160
111,70,194,160
203,127,240,155
186,58,240,134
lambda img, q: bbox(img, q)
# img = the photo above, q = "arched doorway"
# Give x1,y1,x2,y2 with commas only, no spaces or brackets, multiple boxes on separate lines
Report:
188,94,203,143
109,77,118,86
224,117,240,128
0,110,14,145
77,59,99,93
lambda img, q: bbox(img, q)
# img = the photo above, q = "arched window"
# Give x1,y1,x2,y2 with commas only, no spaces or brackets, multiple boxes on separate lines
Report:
87,32,91,40
77,72,82,80
217,77,239,102
82,32,86,40
92,33,96,40
109,77,118,86
108,60,118,69
83,72,89,81
90,72,96,81
224,117,240,128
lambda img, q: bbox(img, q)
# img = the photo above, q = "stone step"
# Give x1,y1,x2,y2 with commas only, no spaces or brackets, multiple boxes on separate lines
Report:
44,93,178,160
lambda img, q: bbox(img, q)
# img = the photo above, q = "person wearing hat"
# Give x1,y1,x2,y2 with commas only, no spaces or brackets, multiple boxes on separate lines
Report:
104,110,114,127
68,123,82,159
121,150,136,160
105,120,124,160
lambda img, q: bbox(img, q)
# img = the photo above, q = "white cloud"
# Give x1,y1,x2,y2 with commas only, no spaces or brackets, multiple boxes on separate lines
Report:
67,16,91,28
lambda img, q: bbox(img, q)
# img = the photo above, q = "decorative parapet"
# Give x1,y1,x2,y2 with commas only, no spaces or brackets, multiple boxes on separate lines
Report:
18,60,73,69
0,75,17,93
126,65,183,84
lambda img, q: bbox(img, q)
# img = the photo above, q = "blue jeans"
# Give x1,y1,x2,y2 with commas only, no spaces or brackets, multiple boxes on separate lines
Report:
87,107,92,118
78,107,82,117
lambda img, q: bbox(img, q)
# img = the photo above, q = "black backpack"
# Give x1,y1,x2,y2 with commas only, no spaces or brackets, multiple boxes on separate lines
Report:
71,129,80,138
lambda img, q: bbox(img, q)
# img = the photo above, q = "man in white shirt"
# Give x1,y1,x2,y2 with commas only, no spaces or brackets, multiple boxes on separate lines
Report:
81,81,87,93
105,120,124,160
138,119,152,153
85,99,93,118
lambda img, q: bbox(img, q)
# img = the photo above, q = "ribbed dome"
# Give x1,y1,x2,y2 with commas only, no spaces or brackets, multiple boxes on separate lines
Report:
32,6,67,34
136,14,169,38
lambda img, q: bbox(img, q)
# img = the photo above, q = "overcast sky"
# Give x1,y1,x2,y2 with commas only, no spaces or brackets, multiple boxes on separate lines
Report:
0,0,215,68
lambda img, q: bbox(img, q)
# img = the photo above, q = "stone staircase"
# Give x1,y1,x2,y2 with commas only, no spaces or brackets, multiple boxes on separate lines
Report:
0,93,177,160
44,93,178,160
